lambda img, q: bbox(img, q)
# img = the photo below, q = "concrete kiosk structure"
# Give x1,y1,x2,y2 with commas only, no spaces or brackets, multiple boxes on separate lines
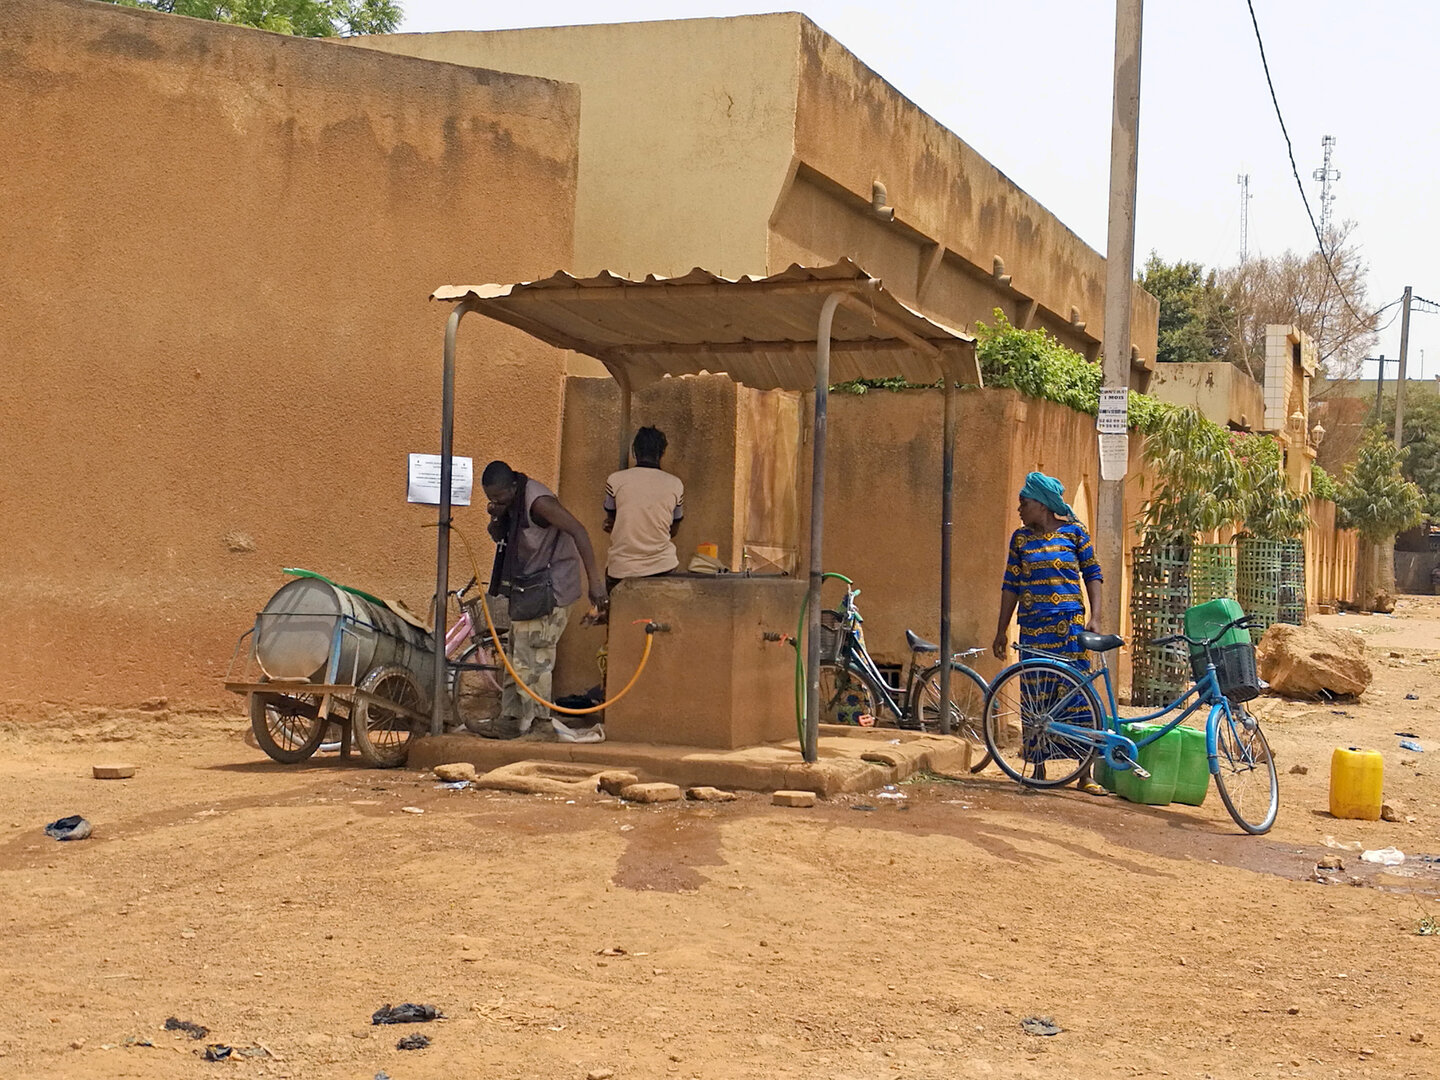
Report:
428,263,978,760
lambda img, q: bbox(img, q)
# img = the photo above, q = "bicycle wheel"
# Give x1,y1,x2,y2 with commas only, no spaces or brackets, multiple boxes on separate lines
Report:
450,643,504,733
352,665,427,768
816,662,884,726
983,661,1102,788
250,691,328,764
913,662,992,770
1211,702,1279,834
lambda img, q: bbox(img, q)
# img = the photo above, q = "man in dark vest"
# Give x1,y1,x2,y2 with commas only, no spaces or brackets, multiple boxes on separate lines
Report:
480,460,606,739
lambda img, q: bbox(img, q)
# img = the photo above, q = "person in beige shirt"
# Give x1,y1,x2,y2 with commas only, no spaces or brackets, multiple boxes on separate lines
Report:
604,426,684,591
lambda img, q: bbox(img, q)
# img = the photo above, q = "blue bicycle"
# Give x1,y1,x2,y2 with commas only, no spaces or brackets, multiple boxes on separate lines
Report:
980,615,1279,834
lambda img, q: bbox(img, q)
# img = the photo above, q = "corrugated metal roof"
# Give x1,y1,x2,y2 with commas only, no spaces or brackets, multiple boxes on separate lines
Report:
432,260,979,391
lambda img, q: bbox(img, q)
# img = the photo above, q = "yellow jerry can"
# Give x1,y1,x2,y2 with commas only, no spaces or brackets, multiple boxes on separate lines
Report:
1329,747,1383,821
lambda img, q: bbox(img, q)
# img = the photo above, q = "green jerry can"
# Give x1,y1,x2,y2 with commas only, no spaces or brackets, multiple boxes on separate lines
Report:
1183,598,1261,702
1169,724,1210,806
1096,723,1209,806
1111,722,1180,805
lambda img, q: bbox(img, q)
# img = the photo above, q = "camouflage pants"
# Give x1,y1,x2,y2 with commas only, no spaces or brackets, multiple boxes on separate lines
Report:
501,605,570,729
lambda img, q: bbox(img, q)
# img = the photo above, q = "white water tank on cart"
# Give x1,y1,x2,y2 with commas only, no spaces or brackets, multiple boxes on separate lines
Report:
253,576,435,692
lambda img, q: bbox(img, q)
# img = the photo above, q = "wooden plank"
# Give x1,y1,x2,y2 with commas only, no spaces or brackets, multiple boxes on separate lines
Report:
223,682,353,695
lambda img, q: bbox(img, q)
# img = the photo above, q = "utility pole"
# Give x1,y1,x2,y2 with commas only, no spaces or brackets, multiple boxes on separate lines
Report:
1372,355,1389,421
1097,0,1143,637
1395,286,1414,449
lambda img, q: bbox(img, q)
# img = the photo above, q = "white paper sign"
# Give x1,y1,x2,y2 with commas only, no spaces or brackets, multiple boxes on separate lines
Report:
1097,387,1129,434
1098,432,1129,481
407,453,473,506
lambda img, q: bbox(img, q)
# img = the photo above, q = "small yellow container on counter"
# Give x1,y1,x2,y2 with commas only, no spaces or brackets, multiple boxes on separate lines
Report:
1329,747,1384,820
696,542,719,560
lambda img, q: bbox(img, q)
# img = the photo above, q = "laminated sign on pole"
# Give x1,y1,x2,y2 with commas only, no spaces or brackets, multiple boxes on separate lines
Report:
1097,387,1129,482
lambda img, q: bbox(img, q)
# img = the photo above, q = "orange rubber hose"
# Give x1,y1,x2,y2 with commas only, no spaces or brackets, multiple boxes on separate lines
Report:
449,523,657,716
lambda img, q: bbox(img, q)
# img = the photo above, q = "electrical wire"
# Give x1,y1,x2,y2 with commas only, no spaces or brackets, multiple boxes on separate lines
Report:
1244,0,1384,332
1372,302,1405,337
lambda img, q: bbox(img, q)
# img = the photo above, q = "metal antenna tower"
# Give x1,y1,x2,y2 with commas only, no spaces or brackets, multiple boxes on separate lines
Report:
1236,173,1252,261
1311,134,1340,249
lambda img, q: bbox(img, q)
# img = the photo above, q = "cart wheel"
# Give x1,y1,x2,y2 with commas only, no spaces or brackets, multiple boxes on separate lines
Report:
352,665,427,768
250,692,328,764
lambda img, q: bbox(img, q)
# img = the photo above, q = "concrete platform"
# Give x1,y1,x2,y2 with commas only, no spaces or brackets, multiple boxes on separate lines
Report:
407,725,973,797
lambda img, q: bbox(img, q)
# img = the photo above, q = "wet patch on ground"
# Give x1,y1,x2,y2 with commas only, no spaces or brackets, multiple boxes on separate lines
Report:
612,809,726,892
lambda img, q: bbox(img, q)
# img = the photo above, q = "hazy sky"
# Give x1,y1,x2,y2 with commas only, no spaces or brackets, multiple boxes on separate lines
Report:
397,1,1438,379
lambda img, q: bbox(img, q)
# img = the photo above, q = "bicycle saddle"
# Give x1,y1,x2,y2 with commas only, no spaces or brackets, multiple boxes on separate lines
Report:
1077,631,1125,652
905,629,939,653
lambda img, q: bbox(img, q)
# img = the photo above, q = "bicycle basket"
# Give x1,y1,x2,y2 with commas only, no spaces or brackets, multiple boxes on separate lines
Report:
1183,599,1260,703
819,609,845,664
1194,642,1261,703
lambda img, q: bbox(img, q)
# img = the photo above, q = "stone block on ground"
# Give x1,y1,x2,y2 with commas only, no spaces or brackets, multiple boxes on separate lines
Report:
1257,623,1373,699
619,782,682,804
92,764,137,780
433,762,478,783
772,789,817,807
685,786,738,802
474,761,606,797
596,770,640,796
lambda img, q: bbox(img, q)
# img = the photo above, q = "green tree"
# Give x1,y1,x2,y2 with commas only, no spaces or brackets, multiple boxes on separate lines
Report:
1137,254,1235,366
1311,464,1339,502
1230,433,1309,540
1336,427,1424,610
1221,221,1377,384
973,311,1101,412
1385,392,1440,519
101,0,401,36
1337,428,1425,542
1138,406,1244,546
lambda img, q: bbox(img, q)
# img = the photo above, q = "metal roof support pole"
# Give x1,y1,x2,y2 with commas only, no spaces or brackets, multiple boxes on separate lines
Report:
938,364,957,735
804,291,844,764
616,369,633,472
432,297,481,736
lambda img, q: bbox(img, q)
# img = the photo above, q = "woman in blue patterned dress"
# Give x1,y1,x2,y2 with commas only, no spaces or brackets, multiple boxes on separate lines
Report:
991,471,1108,795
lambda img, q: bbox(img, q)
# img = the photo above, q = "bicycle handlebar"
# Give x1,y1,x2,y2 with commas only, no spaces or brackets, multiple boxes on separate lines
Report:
1149,614,1260,651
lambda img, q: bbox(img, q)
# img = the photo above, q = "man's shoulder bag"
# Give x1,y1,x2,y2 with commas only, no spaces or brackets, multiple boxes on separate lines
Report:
503,528,561,623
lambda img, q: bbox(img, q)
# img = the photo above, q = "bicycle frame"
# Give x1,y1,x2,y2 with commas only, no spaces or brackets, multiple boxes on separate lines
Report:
829,593,907,720
446,585,504,689
1012,643,1234,775
445,606,474,660
828,587,975,722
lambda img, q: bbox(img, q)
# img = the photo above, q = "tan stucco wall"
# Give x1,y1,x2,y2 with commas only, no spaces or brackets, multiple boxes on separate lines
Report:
559,380,1149,703
1149,363,1266,430
349,18,800,283
820,389,1146,682
0,0,579,711
553,375,741,694
357,14,1159,383
777,21,1159,374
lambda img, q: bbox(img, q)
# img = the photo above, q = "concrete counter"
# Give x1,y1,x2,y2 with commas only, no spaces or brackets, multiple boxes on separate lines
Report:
605,575,806,748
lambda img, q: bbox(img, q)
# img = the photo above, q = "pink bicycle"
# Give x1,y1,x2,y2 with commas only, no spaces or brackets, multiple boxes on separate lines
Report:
446,576,507,732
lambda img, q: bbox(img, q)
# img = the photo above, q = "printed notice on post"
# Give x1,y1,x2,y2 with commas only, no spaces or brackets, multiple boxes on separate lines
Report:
1097,387,1129,434
407,453,473,506
1098,433,1128,481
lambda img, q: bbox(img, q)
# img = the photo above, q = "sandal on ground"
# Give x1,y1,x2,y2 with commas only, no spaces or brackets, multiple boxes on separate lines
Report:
1076,779,1109,797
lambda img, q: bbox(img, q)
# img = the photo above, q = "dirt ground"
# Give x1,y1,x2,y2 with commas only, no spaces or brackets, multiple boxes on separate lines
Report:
3,603,1440,1080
